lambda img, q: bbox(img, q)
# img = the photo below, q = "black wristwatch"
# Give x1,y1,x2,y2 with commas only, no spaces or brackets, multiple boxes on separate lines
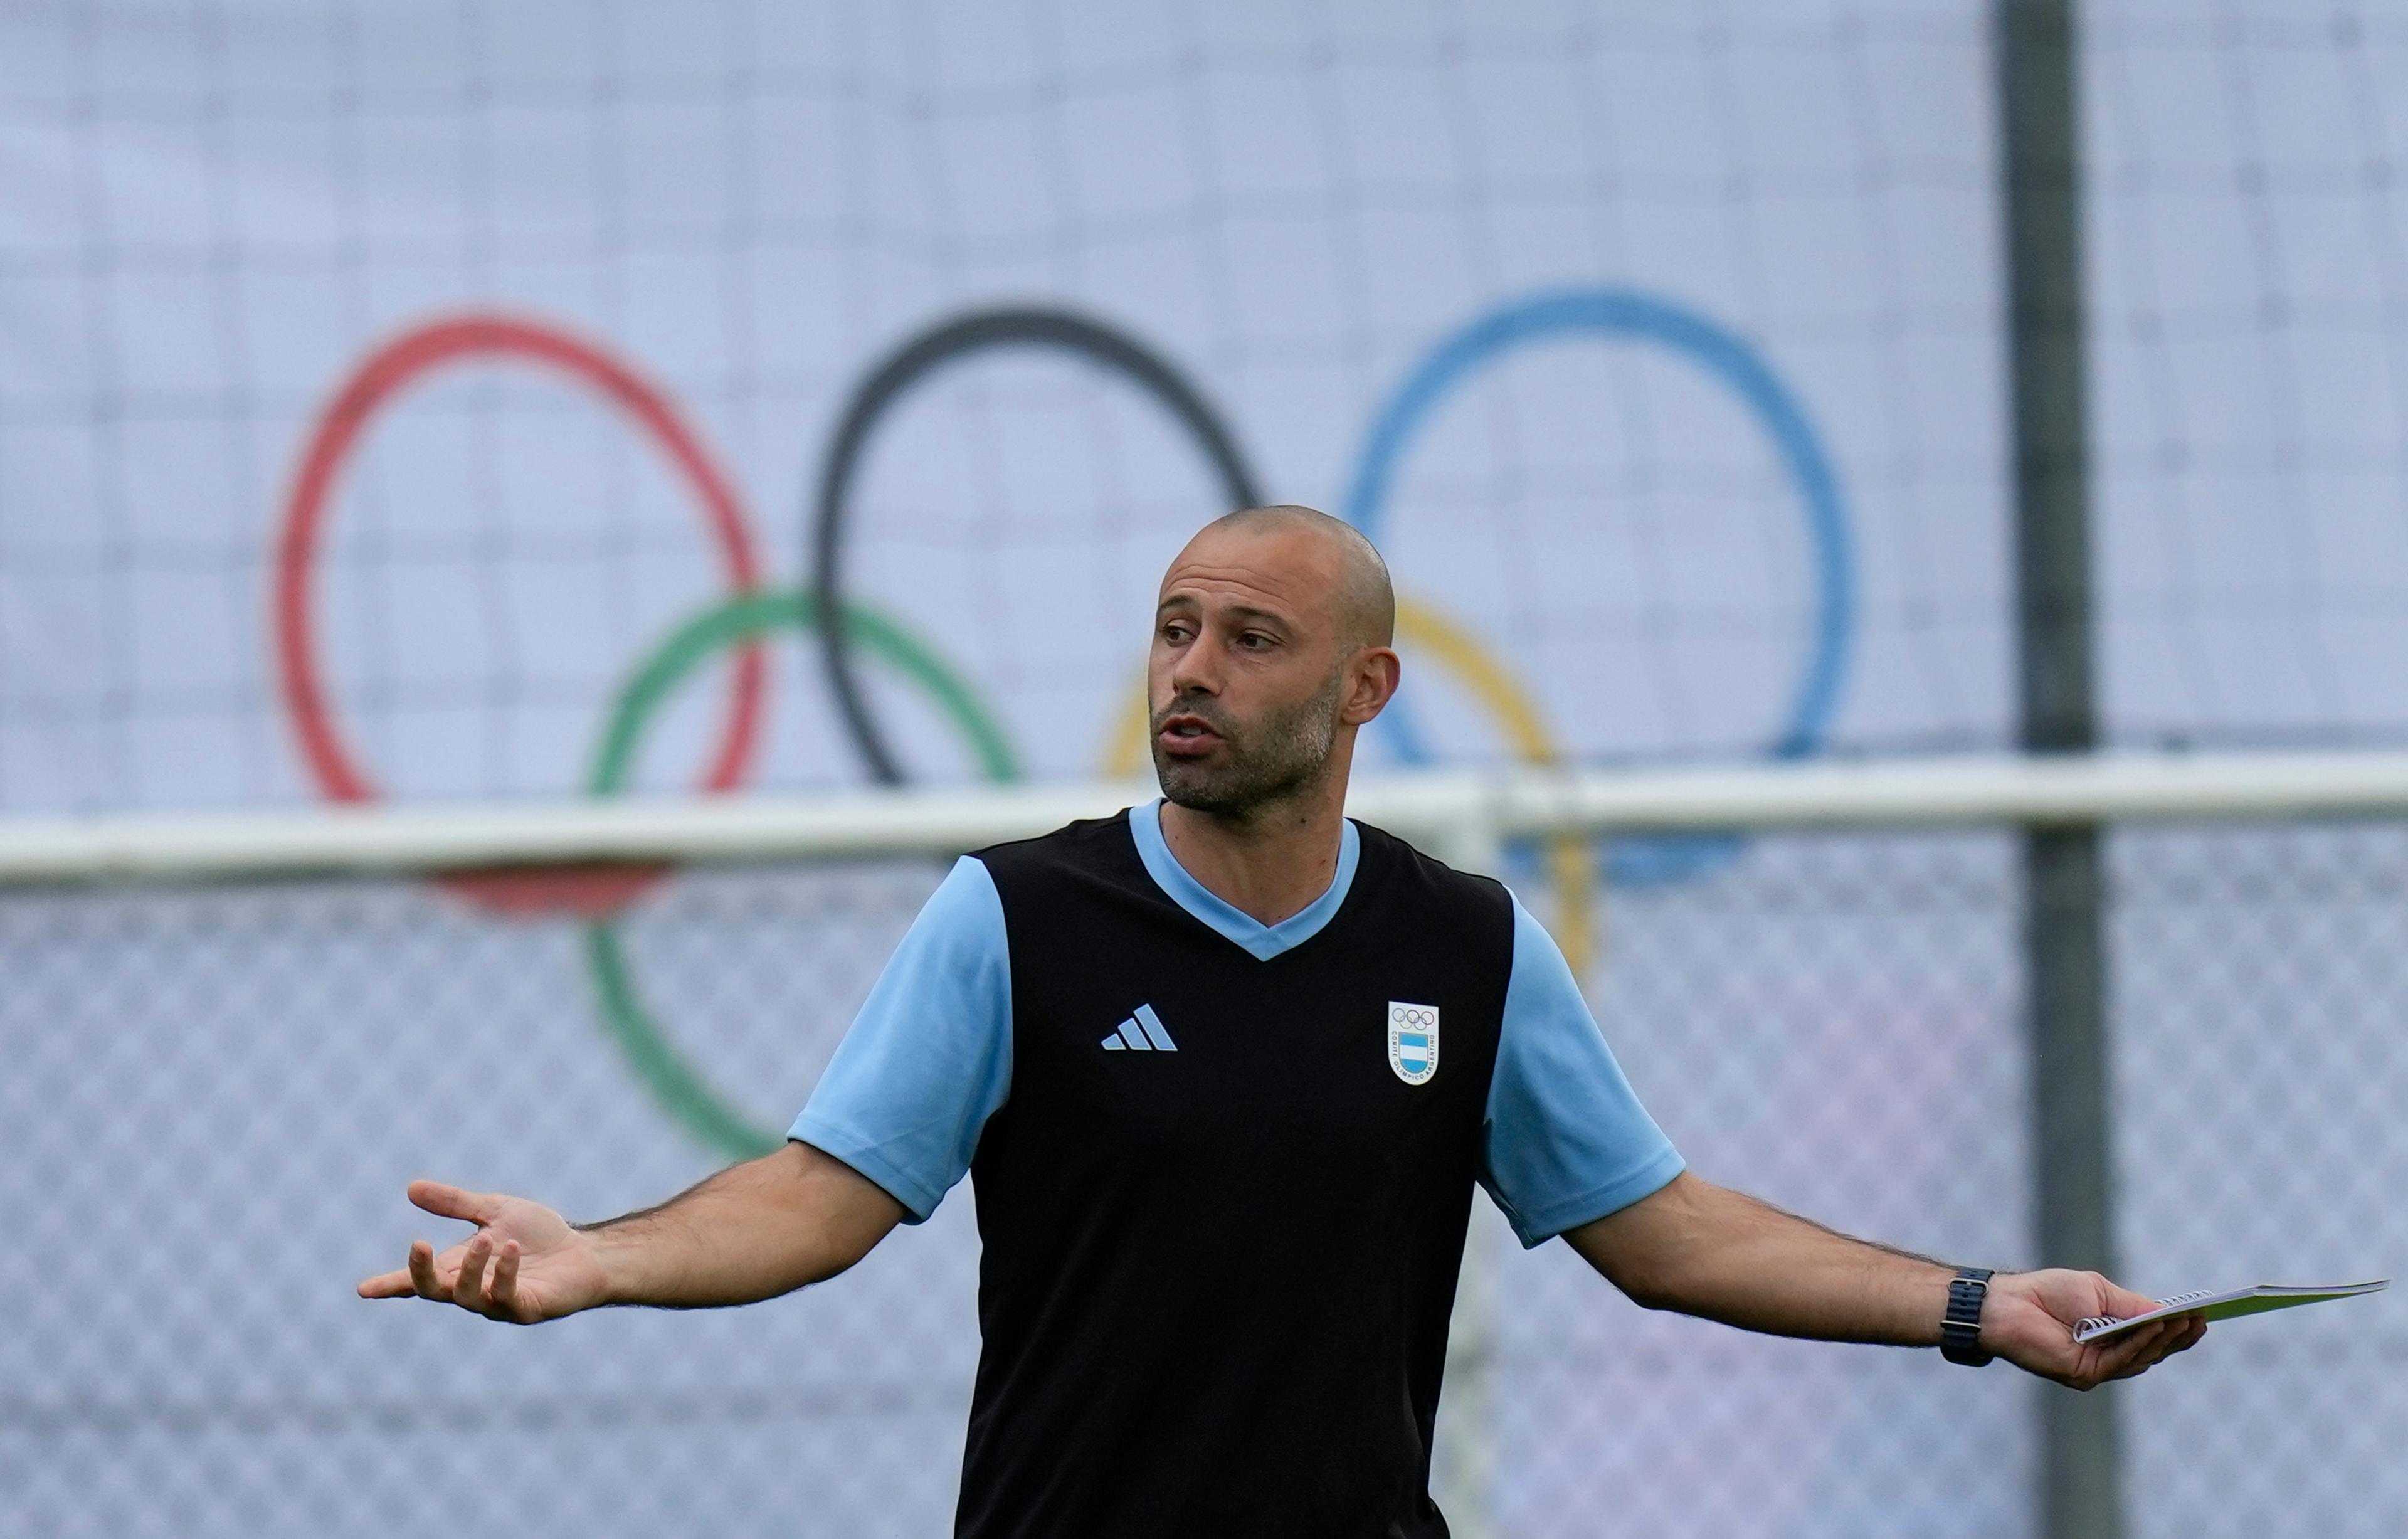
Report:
1940,1267,1995,1366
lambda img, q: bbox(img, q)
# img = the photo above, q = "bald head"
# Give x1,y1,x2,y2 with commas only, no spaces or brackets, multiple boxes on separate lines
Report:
1148,504,1402,816
1195,504,1395,651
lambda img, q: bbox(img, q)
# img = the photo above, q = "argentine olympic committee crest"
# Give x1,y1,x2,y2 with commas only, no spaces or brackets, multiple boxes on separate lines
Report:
1387,1002,1440,1086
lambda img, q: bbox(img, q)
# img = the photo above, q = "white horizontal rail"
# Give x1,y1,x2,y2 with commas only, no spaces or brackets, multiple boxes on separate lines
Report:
3,750,2408,885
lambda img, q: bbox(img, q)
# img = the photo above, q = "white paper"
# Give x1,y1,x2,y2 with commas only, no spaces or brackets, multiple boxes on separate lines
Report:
2073,1279,2389,1343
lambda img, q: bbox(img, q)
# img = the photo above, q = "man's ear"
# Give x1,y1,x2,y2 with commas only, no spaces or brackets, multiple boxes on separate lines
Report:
1341,647,1402,726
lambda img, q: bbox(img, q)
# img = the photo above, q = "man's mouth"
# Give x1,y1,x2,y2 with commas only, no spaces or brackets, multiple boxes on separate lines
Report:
1158,714,1223,753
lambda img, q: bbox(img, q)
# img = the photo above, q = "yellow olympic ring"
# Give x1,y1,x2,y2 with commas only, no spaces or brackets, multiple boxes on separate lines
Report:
1100,593,1598,978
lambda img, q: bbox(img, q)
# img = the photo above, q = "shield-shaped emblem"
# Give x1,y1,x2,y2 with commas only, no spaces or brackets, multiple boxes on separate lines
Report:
1387,1002,1439,1086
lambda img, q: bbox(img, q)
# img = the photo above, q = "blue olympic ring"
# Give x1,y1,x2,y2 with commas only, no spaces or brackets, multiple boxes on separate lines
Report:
1341,287,1857,887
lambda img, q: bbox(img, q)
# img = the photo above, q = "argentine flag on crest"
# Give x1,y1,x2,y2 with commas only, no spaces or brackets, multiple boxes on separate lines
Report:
1387,1002,1439,1086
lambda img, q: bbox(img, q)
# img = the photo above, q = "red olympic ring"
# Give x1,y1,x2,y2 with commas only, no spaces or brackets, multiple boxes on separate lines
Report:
273,314,769,915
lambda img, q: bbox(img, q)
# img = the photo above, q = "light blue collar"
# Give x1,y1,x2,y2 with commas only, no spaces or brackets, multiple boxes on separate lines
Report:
1127,799,1360,961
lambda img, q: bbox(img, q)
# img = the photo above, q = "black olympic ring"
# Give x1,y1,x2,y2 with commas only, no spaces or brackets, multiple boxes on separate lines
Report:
809,306,1265,785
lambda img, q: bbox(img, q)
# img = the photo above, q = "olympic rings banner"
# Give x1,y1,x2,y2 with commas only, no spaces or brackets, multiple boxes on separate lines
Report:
258,288,1859,1156
0,6,2051,840
266,286,1869,873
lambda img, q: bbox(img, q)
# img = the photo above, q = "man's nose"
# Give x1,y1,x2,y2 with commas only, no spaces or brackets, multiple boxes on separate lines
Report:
1167,632,1222,699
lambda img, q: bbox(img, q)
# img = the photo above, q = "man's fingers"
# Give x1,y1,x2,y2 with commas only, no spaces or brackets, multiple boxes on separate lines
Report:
2133,1318,2181,1363
2068,1321,2158,1387
2147,1315,2206,1357
2096,1279,2163,1322
2100,1330,2160,1381
2102,1320,2184,1382
408,1180,501,1226
364,1231,529,1312
2112,1338,2173,1380
407,1239,450,1301
2012,1289,2207,1388
488,1239,522,1319
455,1232,494,1313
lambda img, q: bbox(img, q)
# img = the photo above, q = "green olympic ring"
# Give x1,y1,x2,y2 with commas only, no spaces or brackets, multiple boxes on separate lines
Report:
583,588,1019,1160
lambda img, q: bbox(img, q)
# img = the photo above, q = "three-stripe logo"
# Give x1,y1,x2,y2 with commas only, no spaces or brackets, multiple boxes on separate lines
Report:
1101,1003,1178,1053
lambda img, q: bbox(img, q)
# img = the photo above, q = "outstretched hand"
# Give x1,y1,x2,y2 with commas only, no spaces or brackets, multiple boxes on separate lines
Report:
1982,1269,2207,1389
356,1179,611,1324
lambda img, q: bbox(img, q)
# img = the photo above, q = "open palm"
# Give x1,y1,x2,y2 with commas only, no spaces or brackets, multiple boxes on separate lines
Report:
356,1179,612,1323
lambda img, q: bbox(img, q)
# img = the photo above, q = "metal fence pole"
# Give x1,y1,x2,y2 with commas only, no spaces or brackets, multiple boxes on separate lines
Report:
1999,3,2121,1536
1428,813,1508,1539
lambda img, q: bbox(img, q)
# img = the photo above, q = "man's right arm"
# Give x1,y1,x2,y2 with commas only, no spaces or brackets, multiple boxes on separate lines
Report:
580,1140,905,1308
359,853,1013,1323
356,1140,904,1322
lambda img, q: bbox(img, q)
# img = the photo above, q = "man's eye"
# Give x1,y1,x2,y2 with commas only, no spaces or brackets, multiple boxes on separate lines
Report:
1240,632,1274,648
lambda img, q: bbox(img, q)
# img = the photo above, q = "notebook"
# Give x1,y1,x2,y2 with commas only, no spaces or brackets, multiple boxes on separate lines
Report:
2073,1279,2389,1343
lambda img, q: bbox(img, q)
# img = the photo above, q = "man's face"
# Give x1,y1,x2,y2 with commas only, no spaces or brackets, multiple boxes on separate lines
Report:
1148,526,1352,815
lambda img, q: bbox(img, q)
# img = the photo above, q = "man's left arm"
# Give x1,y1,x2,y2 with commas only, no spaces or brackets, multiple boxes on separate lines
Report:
1562,1171,2206,1390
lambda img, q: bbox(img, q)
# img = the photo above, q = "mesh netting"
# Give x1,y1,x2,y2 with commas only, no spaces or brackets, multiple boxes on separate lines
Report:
5,820,2400,1537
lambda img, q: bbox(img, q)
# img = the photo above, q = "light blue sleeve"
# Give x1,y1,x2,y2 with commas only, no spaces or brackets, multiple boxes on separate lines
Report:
788,855,1011,1222
1481,892,1685,1247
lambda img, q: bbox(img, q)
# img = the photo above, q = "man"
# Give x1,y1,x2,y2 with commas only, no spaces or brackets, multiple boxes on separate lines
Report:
361,505,2204,1537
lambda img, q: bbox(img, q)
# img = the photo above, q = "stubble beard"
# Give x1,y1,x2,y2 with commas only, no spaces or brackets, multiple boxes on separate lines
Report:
1152,669,1344,818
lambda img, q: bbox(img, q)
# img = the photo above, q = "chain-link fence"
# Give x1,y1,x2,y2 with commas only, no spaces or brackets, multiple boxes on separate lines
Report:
3,814,2399,1537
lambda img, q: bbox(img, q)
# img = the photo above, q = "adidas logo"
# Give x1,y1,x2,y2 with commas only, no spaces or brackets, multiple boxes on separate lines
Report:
1101,1003,1178,1052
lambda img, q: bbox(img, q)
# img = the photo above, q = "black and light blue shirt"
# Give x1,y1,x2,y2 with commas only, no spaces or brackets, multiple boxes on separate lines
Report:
793,800,1681,1250
791,803,1679,1539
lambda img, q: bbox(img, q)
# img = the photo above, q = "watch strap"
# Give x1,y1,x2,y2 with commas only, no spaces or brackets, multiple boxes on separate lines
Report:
1941,1267,1995,1366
